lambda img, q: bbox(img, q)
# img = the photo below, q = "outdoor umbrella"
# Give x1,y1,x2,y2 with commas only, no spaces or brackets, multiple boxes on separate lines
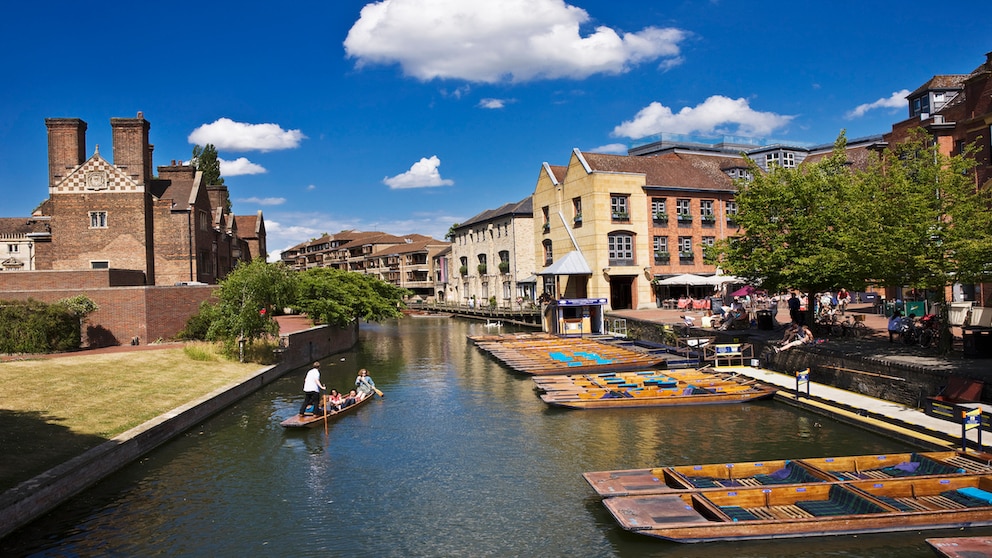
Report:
731,285,757,297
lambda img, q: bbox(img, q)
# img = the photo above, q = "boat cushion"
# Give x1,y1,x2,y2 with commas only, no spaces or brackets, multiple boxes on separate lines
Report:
955,487,992,505
796,485,887,516
720,506,759,521
753,464,822,485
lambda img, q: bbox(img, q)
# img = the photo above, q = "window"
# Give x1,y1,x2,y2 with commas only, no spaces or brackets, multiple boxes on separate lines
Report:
7,244,18,253
702,236,715,247
765,152,780,167
572,197,582,223
477,253,487,275
459,256,468,276
90,260,109,269
653,236,668,252
89,211,107,228
676,199,691,222
607,232,634,265
543,239,553,266
498,250,510,273
503,281,511,300
782,152,796,168
198,210,210,232
700,200,714,223
912,97,922,116
678,236,693,259
542,206,550,233
610,195,629,220
726,200,738,216
651,197,667,222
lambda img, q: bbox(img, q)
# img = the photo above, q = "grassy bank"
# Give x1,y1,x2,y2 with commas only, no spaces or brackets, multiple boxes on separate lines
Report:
0,344,262,492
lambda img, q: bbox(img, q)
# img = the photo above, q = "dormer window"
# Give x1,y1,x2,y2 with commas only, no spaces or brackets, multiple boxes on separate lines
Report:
782,152,796,168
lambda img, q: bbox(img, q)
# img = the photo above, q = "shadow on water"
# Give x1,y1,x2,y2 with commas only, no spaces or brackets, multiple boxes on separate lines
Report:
4,316,991,557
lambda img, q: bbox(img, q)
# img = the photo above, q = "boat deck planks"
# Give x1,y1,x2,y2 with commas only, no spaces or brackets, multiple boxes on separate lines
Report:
468,333,666,375
927,536,992,557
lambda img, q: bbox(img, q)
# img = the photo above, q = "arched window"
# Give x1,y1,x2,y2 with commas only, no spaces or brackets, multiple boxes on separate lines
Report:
542,239,553,266
608,232,634,266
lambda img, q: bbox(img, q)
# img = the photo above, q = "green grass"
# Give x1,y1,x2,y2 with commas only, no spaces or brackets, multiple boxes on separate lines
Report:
0,345,261,492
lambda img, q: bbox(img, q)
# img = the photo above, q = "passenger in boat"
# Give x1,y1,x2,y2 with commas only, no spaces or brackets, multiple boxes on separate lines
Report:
298,361,326,416
342,390,358,408
355,369,376,397
327,389,344,411
775,325,813,352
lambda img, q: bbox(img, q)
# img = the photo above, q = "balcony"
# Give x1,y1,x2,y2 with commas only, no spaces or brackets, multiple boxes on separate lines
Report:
459,265,468,276
498,261,510,274
477,263,488,275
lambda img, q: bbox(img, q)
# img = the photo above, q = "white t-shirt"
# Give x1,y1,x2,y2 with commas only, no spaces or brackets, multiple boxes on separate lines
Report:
303,368,322,393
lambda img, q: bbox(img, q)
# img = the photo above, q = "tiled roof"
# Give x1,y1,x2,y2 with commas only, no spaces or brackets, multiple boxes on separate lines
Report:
0,217,50,236
909,75,968,97
457,196,533,229
579,151,738,191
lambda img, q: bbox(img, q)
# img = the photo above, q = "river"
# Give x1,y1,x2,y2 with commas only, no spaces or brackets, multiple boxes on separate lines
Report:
4,316,989,557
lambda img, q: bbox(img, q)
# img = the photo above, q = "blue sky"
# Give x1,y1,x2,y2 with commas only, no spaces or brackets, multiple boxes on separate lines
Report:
1,1,988,259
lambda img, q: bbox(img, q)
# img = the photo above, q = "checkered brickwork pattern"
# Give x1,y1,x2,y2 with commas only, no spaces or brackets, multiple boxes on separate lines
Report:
51,154,142,194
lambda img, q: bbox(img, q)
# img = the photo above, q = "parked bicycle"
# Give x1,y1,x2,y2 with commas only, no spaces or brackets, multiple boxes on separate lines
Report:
839,315,871,338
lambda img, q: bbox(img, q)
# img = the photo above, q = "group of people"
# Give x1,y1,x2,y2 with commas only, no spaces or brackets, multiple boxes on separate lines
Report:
887,310,918,343
298,362,378,417
774,322,814,353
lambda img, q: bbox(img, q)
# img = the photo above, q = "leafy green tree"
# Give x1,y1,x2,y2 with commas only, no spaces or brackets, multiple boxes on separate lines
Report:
191,144,224,186
445,223,459,240
293,267,408,327
865,129,988,352
208,259,298,358
712,133,870,323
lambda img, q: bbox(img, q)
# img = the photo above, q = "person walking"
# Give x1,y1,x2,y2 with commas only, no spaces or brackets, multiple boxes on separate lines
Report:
788,292,801,324
298,361,325,416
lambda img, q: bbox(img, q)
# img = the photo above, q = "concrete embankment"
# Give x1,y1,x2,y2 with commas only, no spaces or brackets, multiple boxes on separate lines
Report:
0,321,357,541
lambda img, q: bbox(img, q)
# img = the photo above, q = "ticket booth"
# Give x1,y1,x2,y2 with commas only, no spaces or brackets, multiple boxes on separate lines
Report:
544,298,606,336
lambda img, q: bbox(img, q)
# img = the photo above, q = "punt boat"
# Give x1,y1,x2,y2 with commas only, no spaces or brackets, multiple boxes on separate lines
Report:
533,369,777,409
602,474,992,543
280,391,373,428
583,451,992,497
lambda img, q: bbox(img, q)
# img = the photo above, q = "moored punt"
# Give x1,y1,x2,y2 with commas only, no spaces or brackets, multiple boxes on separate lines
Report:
280,392,373,428
469,333,666,375
926,535,992,557
533,368,777,409
583,451,992,498
602,474,992,543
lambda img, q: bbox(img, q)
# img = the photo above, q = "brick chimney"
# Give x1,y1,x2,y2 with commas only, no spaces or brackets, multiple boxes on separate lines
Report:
45,118,87,188
111,111,152,185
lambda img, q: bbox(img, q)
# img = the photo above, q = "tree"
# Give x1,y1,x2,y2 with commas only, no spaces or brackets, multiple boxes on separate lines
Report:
191,144,224,186
445,223,459,241
208,259,298,359
864,129,989,352
293,267,408,327
712,133,870,324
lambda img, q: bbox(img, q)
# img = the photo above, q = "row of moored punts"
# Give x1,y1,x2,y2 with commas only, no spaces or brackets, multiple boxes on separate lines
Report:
586,450,992,542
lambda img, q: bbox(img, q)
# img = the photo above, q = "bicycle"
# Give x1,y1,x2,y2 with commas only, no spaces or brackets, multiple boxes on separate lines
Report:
840,315,870,338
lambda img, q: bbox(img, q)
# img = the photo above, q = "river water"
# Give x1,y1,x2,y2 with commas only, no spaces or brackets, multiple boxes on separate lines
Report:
4,317,990,557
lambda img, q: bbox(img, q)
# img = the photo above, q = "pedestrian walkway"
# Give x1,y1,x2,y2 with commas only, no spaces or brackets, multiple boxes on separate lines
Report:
721,365,989,452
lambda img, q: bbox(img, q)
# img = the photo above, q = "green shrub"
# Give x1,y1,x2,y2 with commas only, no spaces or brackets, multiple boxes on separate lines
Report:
177,301,222,340
0,298,80,354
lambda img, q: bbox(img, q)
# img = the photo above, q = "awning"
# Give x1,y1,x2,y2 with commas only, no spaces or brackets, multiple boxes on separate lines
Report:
655,273,711,286
538,251,592,276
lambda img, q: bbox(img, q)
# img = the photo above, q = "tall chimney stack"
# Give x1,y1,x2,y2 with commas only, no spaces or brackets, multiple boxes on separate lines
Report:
45,118,87,188
111,111,152,186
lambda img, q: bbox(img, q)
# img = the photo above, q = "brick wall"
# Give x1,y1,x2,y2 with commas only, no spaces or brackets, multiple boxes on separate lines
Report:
48,192,151,275
0,270,215,347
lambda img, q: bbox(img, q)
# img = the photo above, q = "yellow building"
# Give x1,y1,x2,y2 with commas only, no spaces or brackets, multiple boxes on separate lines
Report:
533,148,742,312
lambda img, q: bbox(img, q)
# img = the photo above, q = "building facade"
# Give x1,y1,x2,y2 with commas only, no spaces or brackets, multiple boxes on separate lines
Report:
445,197,535,308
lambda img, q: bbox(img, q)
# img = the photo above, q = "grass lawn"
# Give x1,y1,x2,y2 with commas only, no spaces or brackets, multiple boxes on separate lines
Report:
0,344,263,492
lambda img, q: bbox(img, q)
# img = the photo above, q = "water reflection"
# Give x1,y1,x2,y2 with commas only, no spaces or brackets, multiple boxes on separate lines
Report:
4,317,989,557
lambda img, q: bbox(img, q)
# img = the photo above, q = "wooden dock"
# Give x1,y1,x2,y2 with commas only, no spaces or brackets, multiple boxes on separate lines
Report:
469,333,666,375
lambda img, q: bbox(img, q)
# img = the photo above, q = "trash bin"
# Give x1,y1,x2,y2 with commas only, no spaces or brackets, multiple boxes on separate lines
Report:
756,309,774,330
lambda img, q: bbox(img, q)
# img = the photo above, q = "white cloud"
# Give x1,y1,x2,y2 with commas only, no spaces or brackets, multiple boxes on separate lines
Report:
220,157,267,176
383,156,454,189
479,98,512,109
612,95,794,139
188,118,306,152
589,143,628,154
306,184,316,191
846,89,910,119
236,196,286,206
344,0,686,83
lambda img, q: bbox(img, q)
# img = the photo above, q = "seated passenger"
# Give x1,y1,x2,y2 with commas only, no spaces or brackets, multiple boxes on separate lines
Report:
342,390,358,408
775,325,813,352
327,389,344,411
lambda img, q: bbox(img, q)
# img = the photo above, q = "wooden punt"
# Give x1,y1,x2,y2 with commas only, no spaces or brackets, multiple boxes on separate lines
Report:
280,392,374,428
468,333,666,375
602,474,992,543
583,451,992,498
926,535,992,557
533,369,777,409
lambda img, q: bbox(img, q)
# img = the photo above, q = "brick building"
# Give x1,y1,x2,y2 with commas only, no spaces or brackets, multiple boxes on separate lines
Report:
0,112,267,346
